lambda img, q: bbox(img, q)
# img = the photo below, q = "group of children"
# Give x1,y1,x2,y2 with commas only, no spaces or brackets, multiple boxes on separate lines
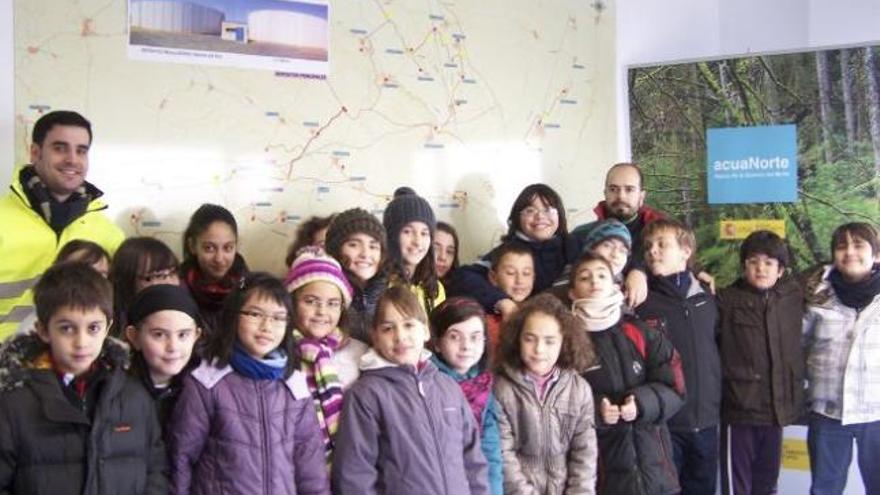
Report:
0,179,878,495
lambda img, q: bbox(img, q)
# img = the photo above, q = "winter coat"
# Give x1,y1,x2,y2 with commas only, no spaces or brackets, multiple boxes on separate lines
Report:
718,276,805,426
583,318,683,495
432,357,504,495
636,272,721,431
447,231,586,312
0,334,167,495
0,166,124,339
167,361,330,495
804,265,880,425
494,365,597,495
331,350,489,495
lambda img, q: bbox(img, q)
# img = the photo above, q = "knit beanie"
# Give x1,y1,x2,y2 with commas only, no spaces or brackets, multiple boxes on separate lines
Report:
383,187,436,261
582,219,632,251
128,284,201,327
324,208,387,261
284,246,354,306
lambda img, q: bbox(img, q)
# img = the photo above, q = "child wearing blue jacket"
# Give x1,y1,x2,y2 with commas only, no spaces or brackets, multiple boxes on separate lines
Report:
430,297,503,495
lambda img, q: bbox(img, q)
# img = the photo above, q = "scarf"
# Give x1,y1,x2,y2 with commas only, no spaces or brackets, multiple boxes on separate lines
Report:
229,343,287,381
459,370,494,429
19,165,95,233
293,327,345,461
181,255,247,312
572,288,624,331
829,264,880,310
432,357,494,429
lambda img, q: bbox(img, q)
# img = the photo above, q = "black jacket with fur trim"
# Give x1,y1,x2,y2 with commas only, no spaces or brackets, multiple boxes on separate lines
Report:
0,334,167,494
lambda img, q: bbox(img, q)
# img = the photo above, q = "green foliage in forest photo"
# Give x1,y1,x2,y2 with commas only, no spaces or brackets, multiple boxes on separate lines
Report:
629,46,880,285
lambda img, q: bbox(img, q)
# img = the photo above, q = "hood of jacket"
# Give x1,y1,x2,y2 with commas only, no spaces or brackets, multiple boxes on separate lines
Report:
0,332,130,393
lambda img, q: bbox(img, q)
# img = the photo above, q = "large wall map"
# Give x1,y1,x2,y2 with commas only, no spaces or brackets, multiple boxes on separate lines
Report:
13,0,616,274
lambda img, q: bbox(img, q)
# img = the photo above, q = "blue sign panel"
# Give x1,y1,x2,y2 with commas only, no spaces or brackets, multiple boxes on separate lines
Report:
706,124,798,204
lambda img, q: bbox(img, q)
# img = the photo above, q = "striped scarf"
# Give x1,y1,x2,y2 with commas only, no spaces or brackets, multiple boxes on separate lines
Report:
293,327,345,463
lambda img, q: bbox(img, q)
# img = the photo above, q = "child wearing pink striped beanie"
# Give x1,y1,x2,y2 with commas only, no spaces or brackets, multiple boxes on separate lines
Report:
285,246,368,466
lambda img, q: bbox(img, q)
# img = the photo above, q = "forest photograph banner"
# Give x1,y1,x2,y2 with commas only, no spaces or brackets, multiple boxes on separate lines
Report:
629,44,880,284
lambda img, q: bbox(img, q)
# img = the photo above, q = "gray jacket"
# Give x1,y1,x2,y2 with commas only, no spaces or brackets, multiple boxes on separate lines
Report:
494,365,597,495
331,350,489,494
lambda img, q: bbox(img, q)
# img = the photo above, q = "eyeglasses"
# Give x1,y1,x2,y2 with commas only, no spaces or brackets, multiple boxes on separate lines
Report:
239,310,289,326
138,268,178,284
299,296,343,311
520,206,559,218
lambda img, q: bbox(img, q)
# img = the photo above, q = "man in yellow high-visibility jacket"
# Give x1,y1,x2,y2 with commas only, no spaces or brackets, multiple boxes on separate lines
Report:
0,111,124,340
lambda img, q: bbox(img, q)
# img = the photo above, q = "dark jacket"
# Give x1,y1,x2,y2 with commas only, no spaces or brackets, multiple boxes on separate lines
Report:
168,361,330,495
636,272,720,431
447,232,586,312
331,350,489,495
582,317,684,495
0,334,167,495
718,276,805,425
129,351,199,438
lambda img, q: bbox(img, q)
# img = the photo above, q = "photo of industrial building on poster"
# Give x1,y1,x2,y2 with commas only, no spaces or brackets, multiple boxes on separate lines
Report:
128,0,329,76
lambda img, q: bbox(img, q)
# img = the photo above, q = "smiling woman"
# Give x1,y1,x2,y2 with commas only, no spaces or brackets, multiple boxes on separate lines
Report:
179,203,249,336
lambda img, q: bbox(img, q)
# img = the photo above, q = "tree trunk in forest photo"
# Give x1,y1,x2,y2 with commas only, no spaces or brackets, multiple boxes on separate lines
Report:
864,47,880,177
840,49,857,152
816,51,834,164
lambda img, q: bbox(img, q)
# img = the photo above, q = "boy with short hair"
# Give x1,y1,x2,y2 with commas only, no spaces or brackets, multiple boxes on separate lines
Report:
718,230,804,495
804,222,880,494
125,283,203,433
0,263,167,494
635,219,720,495
486,242,535,350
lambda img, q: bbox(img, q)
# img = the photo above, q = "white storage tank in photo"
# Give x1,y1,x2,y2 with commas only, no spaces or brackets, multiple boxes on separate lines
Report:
130,0,225,35
247,10,327,48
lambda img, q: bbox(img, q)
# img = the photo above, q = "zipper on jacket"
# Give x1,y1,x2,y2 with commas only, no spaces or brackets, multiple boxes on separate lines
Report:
415,373,450,494
256,381,270,495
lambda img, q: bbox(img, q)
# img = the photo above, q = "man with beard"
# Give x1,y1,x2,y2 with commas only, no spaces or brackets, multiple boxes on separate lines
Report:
0,111,124,339
576,163,666,266
573,163,666,306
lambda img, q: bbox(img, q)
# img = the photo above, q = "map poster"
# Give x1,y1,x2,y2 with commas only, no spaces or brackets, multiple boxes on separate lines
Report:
128,0,329,76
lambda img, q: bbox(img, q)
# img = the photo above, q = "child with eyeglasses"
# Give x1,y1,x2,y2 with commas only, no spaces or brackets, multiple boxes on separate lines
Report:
167,272,329,494
430,297,503,495
285,247,368,465
109,236,181,336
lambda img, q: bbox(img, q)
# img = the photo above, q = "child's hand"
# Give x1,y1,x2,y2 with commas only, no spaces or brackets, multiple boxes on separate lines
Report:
697,271,716,294
620,395,638,422
600,397,620,425
496,298,518,322
624,269,648,308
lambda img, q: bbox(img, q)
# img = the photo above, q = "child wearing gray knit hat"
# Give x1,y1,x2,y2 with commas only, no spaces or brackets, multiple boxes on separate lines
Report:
582,219,632,278
382,187,443,313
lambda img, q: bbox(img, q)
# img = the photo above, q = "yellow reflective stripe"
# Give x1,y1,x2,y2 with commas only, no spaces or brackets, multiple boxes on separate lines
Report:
1,305,34,324
0,277,39,299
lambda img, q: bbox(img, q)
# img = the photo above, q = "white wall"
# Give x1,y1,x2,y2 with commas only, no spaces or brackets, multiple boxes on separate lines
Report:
615,0,880,159
1,0,12,187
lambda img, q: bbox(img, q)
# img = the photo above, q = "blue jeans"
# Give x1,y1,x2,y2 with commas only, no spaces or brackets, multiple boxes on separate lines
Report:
672,426,719,495
807,412,880,495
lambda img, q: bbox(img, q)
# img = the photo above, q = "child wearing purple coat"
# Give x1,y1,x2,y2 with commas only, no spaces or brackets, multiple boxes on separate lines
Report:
167,273,329,495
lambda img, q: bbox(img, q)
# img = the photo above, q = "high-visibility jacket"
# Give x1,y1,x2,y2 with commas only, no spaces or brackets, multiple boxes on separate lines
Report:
0,166,124,340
